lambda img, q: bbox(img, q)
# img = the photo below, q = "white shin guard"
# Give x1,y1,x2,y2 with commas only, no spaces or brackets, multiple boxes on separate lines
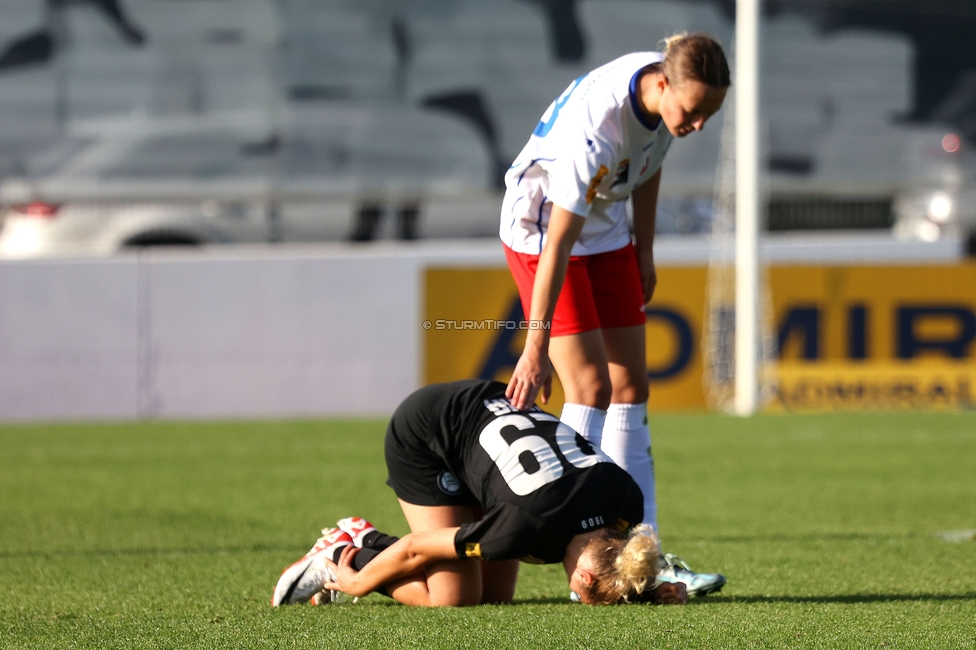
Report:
601,402,657,532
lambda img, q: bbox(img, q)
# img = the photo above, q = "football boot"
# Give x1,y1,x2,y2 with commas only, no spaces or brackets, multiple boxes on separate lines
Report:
271,527,353,606
654,553,726,597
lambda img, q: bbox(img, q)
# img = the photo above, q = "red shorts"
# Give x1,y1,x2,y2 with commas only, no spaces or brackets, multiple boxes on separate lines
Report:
504,243,647,337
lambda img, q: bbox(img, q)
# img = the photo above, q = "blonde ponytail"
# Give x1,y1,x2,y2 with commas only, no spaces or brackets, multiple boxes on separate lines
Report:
583,524,661,604
613,524,661,599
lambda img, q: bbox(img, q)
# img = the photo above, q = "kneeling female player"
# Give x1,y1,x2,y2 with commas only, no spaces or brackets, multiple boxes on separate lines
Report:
272,379,689,606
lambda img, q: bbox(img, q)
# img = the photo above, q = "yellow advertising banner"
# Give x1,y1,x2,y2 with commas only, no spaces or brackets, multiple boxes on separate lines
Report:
425,264,976,412
775,362,976,411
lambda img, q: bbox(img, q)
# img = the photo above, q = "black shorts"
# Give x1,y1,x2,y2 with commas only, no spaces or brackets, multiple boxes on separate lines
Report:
384,385,478,508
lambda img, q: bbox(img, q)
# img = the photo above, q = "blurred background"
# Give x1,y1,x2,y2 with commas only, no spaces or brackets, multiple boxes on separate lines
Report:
2,0,975,249
0,0,974,419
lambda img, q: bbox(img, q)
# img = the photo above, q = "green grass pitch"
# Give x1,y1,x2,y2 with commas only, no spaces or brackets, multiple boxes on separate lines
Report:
1,412,974,649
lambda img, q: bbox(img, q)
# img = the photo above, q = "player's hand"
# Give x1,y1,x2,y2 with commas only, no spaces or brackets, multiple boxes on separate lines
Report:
651,581,688,605
323,545,364,596
506,348,552,410
639,254,657,305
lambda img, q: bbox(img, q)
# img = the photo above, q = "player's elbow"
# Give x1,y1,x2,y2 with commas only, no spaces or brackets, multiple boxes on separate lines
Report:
540,234,573,262
401,535,436,572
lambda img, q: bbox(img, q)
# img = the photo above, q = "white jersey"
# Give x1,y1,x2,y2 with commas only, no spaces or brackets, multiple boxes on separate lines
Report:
500,52,673,257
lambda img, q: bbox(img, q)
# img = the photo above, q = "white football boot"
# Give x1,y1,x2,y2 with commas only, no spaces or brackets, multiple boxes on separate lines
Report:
654,553,726,597
271,527,353,606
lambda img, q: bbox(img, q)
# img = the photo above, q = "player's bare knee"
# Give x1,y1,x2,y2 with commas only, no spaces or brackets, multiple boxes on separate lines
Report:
560,388,612,410
594,383,613,409
480,585,516,604
480,564,518,604
424,559,482,607
428,584,483,607
565,379,612,409
609,368,649,404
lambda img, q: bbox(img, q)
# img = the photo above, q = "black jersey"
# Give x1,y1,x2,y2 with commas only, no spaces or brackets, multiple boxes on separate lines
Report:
386,379,643,564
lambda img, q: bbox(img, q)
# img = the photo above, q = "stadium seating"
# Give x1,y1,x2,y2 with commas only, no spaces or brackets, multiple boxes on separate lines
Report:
764,15,914,190
279,0,398,102
0,0,938,240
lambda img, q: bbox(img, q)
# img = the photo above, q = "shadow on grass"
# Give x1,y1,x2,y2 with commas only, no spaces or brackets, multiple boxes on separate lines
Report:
668,532,922,544
697,592,976,605
513,593,976,606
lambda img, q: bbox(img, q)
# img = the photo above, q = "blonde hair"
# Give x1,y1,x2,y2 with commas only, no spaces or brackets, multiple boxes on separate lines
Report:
584,524,661,604
659,32,731,89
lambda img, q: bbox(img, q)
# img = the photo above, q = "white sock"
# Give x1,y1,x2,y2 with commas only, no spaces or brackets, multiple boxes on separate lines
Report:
601,403,657,533
559,403,607,448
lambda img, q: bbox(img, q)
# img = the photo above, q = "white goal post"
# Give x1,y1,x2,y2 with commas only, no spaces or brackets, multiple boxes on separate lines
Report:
735,0,761,416
703,0,775,415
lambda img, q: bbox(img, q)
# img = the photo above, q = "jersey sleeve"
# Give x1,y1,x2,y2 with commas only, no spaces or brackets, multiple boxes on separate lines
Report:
453,503,544,562
544,128,617,219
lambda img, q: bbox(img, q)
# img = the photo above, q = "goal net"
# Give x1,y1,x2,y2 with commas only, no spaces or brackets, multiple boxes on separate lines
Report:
702,84,779,412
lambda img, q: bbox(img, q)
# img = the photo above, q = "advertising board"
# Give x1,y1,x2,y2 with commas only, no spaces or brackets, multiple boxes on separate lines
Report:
425,265,976,411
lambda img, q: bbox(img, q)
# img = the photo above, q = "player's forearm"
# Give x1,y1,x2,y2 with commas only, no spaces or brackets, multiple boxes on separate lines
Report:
524,205,585,352
343,529,459,597
341,537,427,596
524,242,570,352
632,169,661,255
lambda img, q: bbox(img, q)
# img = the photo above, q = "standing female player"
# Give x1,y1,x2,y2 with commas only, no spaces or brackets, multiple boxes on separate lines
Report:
500,34,730,594
272,380,690,607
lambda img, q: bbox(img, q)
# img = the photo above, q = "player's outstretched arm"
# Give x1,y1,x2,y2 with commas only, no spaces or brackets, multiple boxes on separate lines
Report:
325,527,461,598
506,205,585,410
